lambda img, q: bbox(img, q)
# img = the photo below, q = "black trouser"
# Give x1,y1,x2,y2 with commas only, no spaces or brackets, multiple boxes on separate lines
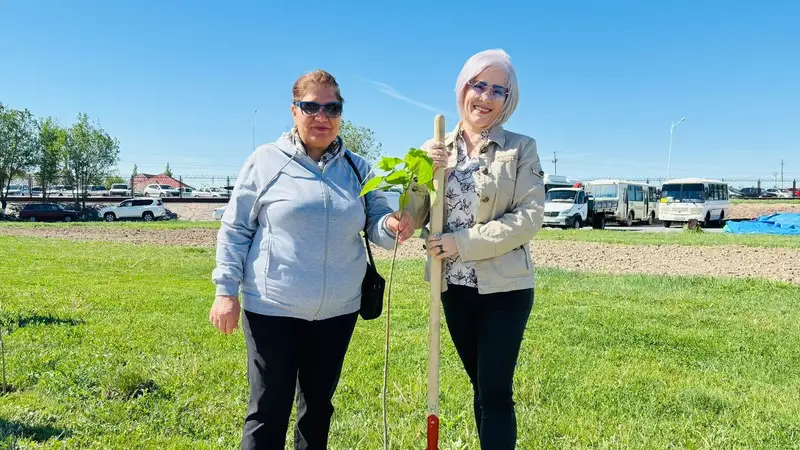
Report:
441,284,534,450
240,309,358,450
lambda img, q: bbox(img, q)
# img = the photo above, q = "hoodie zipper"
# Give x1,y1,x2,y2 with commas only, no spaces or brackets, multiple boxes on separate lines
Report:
314,161,330,320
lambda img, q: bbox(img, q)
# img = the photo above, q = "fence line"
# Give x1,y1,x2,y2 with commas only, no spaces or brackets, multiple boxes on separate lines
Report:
5,173,798,199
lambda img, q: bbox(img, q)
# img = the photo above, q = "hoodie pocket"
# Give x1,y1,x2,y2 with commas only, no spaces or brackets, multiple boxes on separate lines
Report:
261,236,272,297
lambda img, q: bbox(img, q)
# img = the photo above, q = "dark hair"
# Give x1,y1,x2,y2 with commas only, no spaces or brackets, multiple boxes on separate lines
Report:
292,69,344,103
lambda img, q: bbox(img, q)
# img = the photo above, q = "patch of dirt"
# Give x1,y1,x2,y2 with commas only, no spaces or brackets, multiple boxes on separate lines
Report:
0,226,218,248
728,202,800,219
2,226,798,284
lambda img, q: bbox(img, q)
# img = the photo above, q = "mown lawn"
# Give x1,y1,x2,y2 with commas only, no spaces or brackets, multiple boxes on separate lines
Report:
1,237,799,449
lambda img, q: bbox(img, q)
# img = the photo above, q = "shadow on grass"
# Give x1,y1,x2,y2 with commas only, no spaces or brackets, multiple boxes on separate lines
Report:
0,313,84,332
0,417,69,442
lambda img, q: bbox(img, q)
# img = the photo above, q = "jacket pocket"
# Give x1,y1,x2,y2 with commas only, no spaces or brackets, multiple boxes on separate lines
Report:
497,245,532,278
491,159,517,198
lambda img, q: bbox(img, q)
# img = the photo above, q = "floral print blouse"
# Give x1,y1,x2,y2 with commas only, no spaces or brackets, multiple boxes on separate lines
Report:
443,129,490,288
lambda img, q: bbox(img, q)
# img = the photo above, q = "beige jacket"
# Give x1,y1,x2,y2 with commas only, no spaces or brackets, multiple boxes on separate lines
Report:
404,124,546,294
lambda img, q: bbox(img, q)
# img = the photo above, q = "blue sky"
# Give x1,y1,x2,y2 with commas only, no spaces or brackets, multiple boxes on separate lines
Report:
1,0,798,187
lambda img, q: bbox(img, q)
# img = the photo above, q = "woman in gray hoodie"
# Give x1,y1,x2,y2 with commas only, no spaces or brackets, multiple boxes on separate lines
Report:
210,69,414,449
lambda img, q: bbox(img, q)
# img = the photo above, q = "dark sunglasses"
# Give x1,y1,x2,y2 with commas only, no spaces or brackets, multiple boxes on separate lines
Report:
294,101,343,118
468,80,509,100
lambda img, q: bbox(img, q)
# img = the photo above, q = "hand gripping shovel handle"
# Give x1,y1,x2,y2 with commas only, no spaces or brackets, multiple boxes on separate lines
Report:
426,114,446,450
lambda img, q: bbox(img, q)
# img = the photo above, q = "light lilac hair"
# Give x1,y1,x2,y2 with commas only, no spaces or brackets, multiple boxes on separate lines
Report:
455,49,519,129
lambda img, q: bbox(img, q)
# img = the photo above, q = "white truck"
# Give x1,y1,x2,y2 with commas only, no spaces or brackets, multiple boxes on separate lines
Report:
542,187,590,229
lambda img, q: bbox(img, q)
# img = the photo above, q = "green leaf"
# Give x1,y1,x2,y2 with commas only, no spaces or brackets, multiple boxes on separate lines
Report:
415,160,434,186
404,149,434,184
428,188,437,208
377,157,404,172
385,170,410,186
405,148,429,163
359,176,384,197
399,190,410,211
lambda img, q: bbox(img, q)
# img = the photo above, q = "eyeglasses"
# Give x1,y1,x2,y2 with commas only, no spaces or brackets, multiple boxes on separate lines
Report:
468,80,509,100
293,101,343,118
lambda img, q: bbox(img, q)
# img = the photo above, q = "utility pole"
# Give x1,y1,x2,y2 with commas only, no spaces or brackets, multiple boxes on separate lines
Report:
774,172,779,188
781,159,784,189
552,151,558,175
667,117,686,180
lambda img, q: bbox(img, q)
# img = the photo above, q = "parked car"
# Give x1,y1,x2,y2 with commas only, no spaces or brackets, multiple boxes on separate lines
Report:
178,187,195,197
738,187,760,198
144,184,180,197
19,203,81,222
30,186,43,197
82,185,109,196
109,183,132,196
6,184,29,196
48,185,77,196
195,187,229,198
99,198,167,222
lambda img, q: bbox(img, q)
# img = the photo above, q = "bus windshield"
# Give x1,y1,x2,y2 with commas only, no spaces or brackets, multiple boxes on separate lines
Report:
586,184,617,198
661,183,705,202
546,190,577,203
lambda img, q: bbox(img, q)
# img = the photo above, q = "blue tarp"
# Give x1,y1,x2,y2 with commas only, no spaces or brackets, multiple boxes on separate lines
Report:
724,213,800,235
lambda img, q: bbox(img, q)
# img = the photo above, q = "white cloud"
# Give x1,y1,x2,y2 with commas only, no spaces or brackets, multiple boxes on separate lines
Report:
362,78,446,114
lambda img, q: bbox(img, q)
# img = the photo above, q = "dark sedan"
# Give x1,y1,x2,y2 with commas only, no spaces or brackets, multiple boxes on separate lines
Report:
19,203,81,222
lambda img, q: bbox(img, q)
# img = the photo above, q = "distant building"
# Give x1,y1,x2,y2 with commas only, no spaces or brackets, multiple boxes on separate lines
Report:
131,173,193,194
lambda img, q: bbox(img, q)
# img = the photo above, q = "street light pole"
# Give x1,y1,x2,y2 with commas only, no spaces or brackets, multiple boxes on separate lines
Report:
252,109,258,150
667,117,686,180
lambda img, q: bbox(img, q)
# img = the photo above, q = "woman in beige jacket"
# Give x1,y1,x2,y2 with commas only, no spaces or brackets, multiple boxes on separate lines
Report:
405,49,545,449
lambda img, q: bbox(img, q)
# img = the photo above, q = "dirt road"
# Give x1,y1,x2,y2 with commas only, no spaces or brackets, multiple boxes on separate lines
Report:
3,225,798,284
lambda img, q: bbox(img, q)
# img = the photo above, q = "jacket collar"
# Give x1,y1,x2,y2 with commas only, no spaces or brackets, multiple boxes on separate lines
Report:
445,122,506,148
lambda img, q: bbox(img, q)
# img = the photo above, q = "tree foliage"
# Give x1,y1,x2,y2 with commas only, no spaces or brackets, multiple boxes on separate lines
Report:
37,116,67,199
339,120,382,165
0,103,40,211
64,113,120,209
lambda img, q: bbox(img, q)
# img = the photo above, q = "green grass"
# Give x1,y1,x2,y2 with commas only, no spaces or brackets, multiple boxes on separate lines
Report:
534,228,800,248
1,237,800,449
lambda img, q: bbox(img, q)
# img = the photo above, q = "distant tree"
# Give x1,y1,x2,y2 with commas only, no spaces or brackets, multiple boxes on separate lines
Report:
37,117,67,199
64,113,120,210
105,176,125,189
0,104,39,212
132,164,138,178
339,121,382,165
164,162,173,177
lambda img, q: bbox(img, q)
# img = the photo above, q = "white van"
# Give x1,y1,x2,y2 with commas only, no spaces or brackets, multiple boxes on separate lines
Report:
543,187,588,229
585,179,660,226
657,178,730,227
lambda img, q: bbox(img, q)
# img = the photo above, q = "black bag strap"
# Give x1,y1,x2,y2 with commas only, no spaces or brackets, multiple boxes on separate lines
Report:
343,151,377,267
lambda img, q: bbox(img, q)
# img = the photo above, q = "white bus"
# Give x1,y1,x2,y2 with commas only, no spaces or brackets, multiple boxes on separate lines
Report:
657,178,730,228
584,179,660,226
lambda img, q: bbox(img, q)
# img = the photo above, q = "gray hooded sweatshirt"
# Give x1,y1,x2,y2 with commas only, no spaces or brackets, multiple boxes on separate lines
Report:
212,132,397,321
